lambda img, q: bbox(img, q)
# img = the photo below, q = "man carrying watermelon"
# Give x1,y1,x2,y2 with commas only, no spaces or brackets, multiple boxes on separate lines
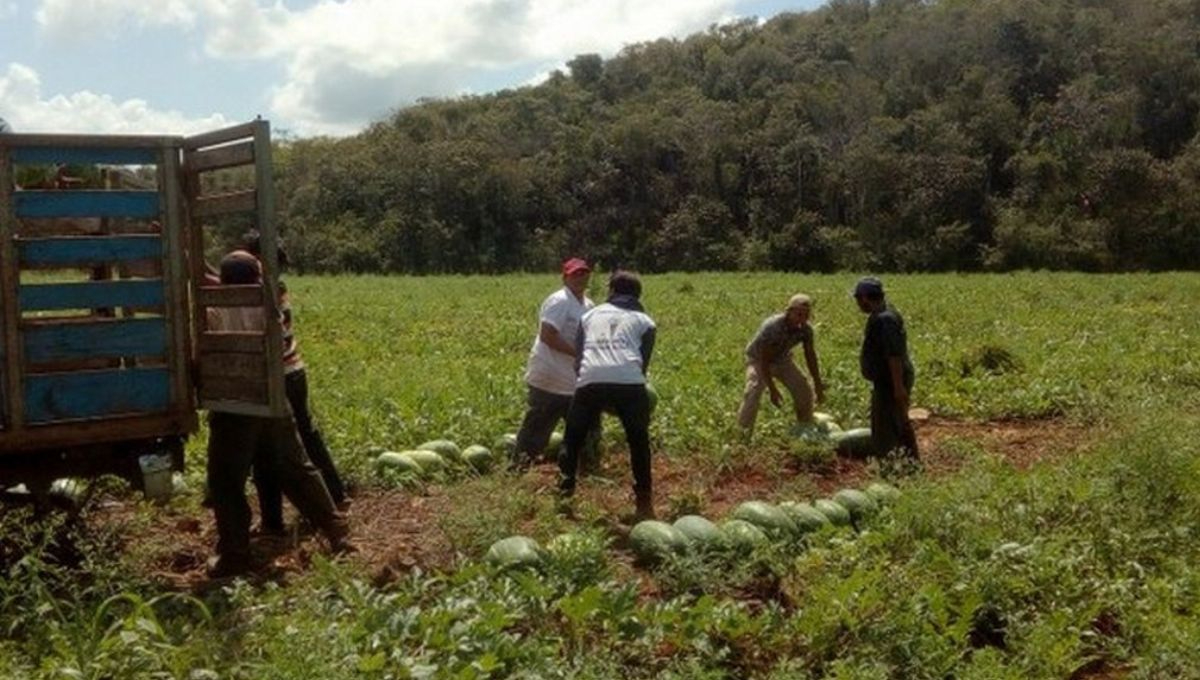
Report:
737,293,826,437
559,271,658,521
854,276,919,460
514,257,600,468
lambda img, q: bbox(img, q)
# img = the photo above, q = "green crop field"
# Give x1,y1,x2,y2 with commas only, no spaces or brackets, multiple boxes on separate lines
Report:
3,272,1200,679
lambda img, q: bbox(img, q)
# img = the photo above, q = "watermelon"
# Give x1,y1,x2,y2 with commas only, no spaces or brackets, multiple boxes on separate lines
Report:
814,498,852,527
546,431,564,460
418,439,462,464
731,501,797,538
673,515,723,548
404,449,447,473
831,428,875,458
494,433,518,458
462,445,495,473
813,412,843,434
486,536,544,570
778,501,833,534
629,520,689,562
720,519,769,551
49,478,84,508
833,488,879,522
376,451,422,475
791,422,833,443
865,482,901,504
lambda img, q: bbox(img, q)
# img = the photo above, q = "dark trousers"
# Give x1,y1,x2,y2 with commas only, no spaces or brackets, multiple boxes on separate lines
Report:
255,369,346,531
560,383,651,497
207,412,339,561
870,385,919,459
515,385,601,468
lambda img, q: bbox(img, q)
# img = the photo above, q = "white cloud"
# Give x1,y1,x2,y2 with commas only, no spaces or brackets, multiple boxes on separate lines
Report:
0,62,230,134
34,0,740,135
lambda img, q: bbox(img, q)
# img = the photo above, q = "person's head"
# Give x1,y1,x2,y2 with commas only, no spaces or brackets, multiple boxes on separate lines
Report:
608,270,642,299
240,229,290,269
561,257,591,297
219,250,262,285
785,293,812,327
853,276,885,313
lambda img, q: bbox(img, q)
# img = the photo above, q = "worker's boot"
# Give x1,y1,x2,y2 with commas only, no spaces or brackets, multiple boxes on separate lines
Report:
324,514,357,556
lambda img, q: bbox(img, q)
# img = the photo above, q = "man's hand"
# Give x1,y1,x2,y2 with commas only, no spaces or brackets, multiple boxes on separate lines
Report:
894,386,910,415
814,381,825,404
769,385,783,408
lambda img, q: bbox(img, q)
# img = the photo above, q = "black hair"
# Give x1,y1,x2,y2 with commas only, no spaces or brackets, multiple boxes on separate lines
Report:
608,270,642,298
220,252,260,285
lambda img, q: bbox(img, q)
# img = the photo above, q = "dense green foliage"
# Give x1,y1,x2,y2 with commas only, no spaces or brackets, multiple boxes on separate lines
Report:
273,0,1200,274
3,272,1199,677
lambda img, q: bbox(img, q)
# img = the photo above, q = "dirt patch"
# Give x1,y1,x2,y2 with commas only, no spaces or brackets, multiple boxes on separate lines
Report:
83,415,1089,589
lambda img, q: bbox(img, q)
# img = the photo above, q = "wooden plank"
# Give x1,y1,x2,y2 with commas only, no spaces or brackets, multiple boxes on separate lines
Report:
0,411,197,454
198,353,266,381
186,141,254,174
23,317,166,363
24,367,170,423
18,235,162,267
158,147,193,418
198,331,265,354
195,285,263,308
19,279,164,312
10,146,157,166
253,120,289,417
191,189,256,219
13,191,161,219
0,147,22,430
1,133,179,150
183,122,259,150
198,377,268,404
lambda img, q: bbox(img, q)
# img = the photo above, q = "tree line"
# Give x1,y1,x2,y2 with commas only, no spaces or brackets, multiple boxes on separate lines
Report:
271,0,1200,274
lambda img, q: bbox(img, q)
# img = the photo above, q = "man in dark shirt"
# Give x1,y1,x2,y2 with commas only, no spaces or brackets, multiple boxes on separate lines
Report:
854,277,919,459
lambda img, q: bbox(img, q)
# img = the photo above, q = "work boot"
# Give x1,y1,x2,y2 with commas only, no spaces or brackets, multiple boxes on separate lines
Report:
324,516,357,556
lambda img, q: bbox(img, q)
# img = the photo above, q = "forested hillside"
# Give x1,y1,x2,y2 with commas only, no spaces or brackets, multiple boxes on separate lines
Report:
272,0,1200,274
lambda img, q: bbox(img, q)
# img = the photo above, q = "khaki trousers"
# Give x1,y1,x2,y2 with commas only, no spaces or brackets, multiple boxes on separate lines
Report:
737,357,814,431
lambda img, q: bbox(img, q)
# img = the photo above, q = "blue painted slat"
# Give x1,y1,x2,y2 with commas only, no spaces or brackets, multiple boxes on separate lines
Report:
19,236,162,266
10,146,158,165
24,318,166,363
13,191,160,219
19,280,164,311
24,367,170,423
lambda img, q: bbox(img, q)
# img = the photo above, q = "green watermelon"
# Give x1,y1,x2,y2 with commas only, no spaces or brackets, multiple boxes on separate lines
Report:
629,520,689,562
376,451,422,475
486,536,544,569
813,412,843,434
865,482,902,504
418,439,462,464
673,515,723,548
791,421,834,443
404,449,447,473
814,498,853,527
778,501,833,534
831,428,875,458
494,433,518,457
721,519,769,551
462,445,495,473
833,488,879,522
731,501,797,538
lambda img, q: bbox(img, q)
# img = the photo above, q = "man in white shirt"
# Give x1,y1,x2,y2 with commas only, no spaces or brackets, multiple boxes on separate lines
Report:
514,258,599,467
559,271,658,520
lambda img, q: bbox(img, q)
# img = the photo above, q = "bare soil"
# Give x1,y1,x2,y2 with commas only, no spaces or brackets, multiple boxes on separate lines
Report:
87,415,1090,591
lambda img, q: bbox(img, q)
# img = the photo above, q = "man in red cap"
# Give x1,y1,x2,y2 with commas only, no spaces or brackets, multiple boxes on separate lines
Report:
514,257,599,467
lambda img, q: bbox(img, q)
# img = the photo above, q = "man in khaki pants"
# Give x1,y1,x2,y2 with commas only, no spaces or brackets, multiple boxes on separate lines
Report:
738,294,825,436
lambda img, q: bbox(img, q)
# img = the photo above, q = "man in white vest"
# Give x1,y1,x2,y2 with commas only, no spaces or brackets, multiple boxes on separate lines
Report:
559,270,657,520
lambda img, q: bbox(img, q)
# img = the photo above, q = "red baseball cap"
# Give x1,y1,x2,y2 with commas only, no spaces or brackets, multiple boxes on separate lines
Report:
562,257,590,276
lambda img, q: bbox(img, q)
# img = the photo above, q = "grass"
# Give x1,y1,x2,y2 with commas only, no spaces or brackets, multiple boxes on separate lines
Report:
4,272,1200,678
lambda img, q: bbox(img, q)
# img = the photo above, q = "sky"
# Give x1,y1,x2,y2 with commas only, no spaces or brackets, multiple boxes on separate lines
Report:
0,0,824,139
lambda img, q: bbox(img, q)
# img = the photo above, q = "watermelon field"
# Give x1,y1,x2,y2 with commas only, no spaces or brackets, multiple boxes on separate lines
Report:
3,272,1200,679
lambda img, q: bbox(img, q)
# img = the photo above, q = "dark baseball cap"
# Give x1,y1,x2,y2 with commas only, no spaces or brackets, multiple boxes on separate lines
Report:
852,276,884,298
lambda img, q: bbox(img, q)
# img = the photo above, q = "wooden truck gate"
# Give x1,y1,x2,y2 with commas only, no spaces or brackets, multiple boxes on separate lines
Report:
0,121,287,501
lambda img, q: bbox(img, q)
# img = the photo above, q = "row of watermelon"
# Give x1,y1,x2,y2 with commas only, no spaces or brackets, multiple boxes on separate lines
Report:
485,482,901,569
374,438,504,477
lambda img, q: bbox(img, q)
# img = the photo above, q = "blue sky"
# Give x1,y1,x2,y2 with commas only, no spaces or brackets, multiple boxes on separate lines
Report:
0,0,824,138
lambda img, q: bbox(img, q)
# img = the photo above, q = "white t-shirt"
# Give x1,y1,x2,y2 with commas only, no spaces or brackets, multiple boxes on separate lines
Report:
576,303,656,387
524,287,593,395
